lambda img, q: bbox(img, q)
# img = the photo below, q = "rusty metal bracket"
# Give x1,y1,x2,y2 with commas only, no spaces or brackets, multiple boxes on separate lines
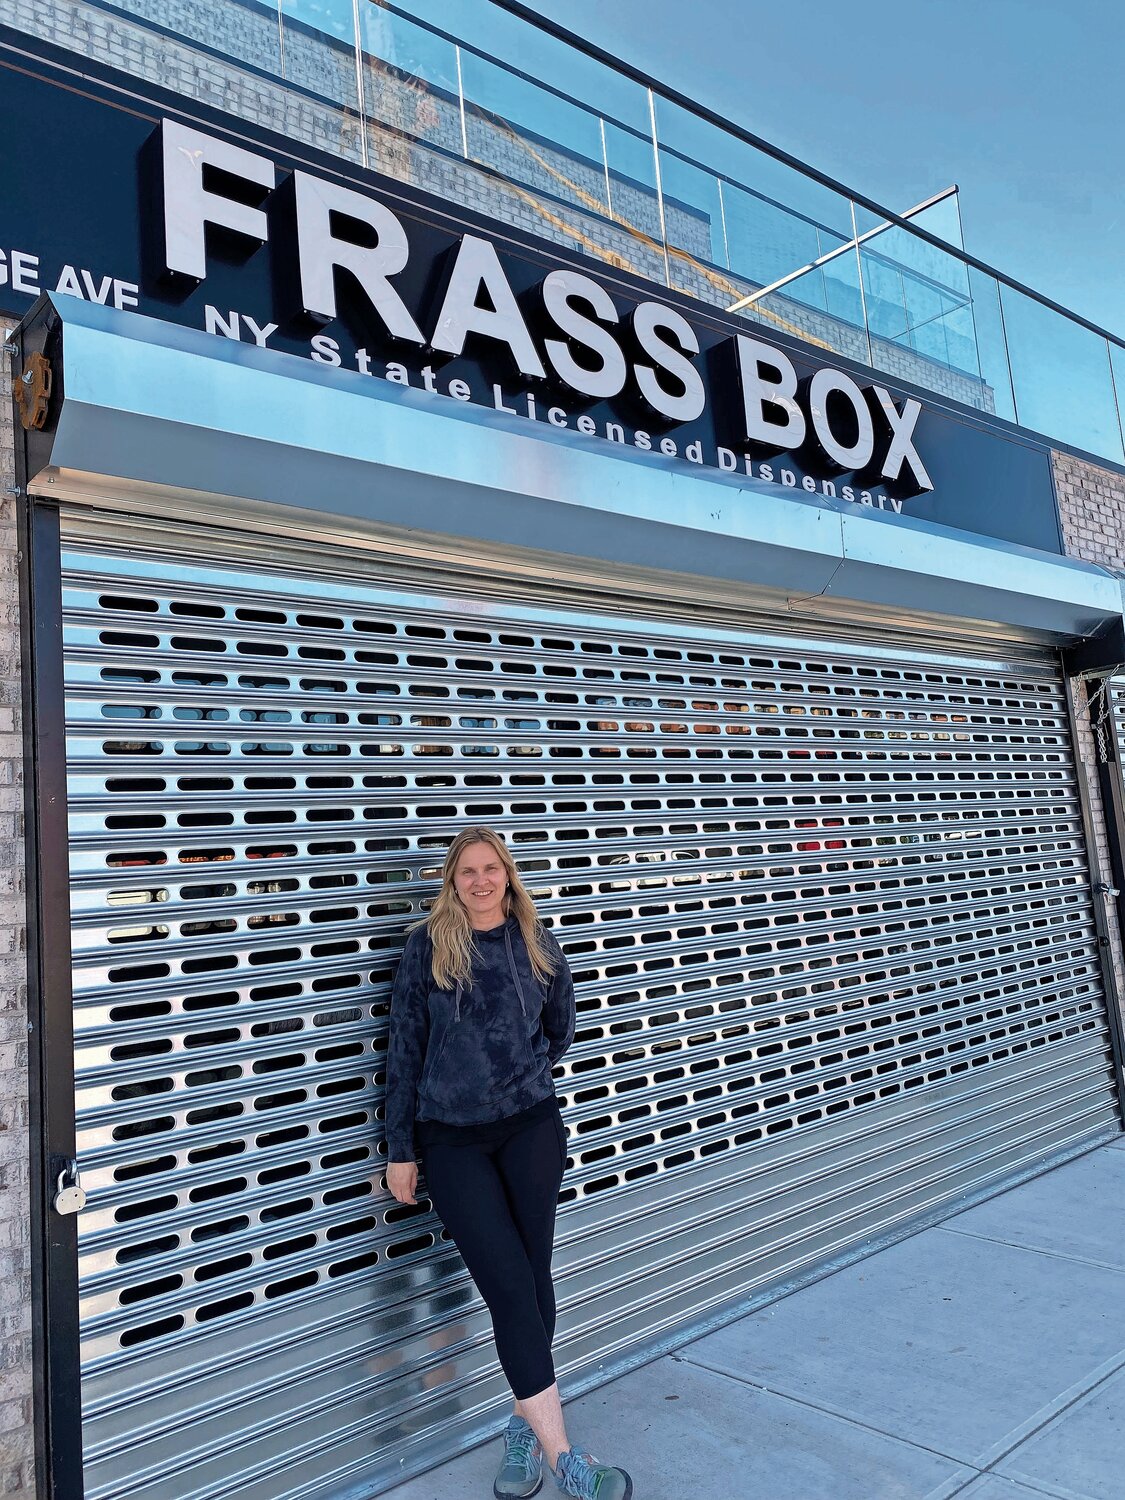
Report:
13,351,52,432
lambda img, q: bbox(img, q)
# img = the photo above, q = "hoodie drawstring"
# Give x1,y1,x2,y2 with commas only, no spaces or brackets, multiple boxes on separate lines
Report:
504,928,528,1018
451,928,526,1021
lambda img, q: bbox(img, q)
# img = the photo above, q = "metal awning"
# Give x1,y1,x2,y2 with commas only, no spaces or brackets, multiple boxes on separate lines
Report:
13,292,1123,645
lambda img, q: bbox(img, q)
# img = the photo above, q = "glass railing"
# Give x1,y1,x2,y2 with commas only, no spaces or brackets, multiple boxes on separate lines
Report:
7,0,1125,464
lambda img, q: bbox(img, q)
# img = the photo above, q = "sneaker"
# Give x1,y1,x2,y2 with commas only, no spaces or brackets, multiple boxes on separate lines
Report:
494,1414,544,1498
553,1447,633,1500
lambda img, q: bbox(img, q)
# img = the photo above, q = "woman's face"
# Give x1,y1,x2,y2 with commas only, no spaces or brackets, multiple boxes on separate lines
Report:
452,840,508,930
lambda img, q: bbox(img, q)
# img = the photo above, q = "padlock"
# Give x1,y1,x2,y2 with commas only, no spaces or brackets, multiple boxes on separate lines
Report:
53,1167,86,1216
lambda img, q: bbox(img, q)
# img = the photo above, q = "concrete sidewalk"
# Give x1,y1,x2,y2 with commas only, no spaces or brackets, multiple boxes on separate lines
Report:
389,1133,1125,1500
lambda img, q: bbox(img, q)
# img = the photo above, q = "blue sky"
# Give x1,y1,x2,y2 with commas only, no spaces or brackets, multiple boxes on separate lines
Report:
532,0,1125,339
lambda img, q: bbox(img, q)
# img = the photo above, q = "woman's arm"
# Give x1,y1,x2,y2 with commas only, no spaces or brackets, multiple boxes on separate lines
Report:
384,927,431,1163
542,931,576,1065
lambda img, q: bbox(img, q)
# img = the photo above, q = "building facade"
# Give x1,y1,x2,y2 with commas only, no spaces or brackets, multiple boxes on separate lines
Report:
2,5,1125,1498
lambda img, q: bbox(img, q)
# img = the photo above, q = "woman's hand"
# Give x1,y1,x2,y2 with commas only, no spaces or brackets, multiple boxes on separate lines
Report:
387,1161,419,1205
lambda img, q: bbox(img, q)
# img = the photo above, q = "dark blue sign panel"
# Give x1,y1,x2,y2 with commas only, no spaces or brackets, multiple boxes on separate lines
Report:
0,30,1063,553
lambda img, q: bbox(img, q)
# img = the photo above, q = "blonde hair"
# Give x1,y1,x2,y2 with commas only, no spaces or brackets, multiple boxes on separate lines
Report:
424,826,556,991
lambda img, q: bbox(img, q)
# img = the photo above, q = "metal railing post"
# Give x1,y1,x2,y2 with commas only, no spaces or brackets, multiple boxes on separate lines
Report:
599,117,614,220
717,177,731,272
647,89,672,289
851,199,874,366
455,45,470,159
351,0,369,168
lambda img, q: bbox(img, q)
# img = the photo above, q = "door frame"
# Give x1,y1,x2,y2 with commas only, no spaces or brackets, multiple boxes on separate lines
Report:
16,379,84,1500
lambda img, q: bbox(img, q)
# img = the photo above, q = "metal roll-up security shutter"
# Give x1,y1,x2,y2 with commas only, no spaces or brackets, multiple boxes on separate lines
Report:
61,516,1120,1500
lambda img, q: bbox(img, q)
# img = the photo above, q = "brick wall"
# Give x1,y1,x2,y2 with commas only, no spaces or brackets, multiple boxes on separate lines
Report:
1054,451,1125,571
0,321,32,1492
1053,448,1125,1004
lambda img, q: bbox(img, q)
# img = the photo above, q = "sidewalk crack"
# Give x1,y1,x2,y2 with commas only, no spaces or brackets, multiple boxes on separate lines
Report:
674,1351,970,1466
936,1221,1125,1278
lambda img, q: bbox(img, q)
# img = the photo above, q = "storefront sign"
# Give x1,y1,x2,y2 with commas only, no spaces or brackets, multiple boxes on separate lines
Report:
0,36,1063,551
157,121,932,502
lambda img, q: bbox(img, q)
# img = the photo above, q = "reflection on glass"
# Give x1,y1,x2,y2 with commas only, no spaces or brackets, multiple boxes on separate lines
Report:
283,0,354,44
849,201,884,238
750,249,870,366
657,150,733,301
967,268,1016,422
114,0,283,74
281,0,358,104
860,218,983,400
358,4,459,165
652,97,859,317
1110,344,1125,459
726,183,850,302
356,5,666,279
460,50,611,216
600,121,669,285
656,98,853,241
918,190,966,250
402,0,651,131
852,189,964,249
1001,288,1124,461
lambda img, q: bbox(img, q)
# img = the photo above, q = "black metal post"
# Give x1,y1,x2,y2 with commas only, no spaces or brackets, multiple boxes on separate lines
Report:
14,318,84,1500
1063,667,1125,1128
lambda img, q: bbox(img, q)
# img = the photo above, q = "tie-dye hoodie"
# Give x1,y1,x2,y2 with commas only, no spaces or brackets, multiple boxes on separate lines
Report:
384,917,576,1161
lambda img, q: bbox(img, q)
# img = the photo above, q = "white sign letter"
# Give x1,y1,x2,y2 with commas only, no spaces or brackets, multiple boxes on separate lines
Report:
242,315,278,347
205,307,241,340
541,270,626,399
161,119,273,283
430,235,545,380
807,367,875,472
735,335,804,453
632,303,705,423
292,172,423,344
11,251,40,296
868,387,934,494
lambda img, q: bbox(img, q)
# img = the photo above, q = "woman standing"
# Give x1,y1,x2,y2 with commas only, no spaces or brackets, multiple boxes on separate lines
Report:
385,827,633,1500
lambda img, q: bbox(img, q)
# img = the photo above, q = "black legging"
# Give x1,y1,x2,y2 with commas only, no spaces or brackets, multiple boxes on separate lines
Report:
420,1104,567,1400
